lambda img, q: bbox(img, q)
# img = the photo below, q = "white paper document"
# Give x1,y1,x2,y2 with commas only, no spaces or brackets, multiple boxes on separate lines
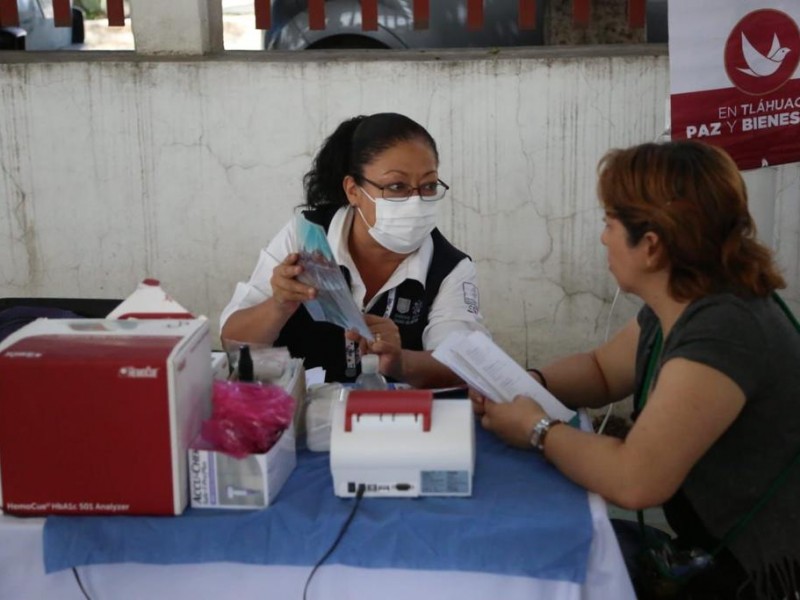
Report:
432,331,575,422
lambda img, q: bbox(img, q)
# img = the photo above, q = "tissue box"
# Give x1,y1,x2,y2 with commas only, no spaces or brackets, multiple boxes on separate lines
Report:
188,424,296,509
188,360,304,510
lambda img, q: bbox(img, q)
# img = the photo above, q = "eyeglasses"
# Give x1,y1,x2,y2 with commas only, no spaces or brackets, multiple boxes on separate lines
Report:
360,176,449,202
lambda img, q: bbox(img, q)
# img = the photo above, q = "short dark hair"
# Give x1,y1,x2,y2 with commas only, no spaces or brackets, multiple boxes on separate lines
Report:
303,113,438,208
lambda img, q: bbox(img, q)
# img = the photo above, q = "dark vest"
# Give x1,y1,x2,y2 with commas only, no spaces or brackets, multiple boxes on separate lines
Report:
274,205,468,382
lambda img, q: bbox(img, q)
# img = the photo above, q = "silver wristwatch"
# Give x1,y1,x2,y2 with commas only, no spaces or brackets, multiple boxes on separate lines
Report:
528,417,564,452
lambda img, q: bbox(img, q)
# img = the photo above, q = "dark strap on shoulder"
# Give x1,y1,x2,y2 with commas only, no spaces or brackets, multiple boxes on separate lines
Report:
425,229,469,307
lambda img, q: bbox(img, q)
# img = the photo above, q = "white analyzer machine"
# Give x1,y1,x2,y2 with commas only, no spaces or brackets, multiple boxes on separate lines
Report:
329,390,475,498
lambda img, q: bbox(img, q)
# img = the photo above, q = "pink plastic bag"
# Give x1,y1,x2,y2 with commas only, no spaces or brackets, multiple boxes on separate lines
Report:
200,380,295,458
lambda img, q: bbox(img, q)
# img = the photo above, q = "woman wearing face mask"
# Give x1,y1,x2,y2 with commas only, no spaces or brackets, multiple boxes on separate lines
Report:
220,113,487,387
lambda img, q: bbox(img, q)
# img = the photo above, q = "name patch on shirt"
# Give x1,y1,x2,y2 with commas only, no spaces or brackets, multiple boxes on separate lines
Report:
463,282,480,314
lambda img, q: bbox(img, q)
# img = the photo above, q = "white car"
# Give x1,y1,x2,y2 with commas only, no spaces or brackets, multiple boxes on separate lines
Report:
0,0,83,50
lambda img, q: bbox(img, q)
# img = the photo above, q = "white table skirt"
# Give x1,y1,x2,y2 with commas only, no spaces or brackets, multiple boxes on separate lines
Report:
0,493,634,600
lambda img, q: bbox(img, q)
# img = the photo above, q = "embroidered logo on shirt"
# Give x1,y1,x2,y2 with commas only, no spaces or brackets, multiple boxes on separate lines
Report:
393,299,424,325
397,297,412,314
463,282,480,314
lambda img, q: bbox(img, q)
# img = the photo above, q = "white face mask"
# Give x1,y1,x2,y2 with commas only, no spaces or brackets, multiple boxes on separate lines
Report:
356,188,439,254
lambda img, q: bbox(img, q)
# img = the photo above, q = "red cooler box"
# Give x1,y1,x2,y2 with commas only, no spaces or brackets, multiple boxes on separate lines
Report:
0,318,212,516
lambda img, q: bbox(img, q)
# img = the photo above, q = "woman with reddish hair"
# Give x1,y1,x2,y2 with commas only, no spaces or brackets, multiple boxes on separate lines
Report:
474,141,800,599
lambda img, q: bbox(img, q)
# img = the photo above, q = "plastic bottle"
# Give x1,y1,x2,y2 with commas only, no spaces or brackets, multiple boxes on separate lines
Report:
237,344,254,382
354,354,388,390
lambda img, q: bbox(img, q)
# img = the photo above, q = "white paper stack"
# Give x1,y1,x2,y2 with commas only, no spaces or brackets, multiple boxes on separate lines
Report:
432,331,575,422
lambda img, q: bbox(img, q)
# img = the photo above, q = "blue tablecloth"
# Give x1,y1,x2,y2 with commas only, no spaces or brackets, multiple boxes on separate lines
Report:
44,426,593,583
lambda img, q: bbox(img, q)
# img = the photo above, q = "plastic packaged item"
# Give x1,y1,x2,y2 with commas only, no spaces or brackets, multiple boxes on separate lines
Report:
354,354,388,390
107,278,194,319
200,380,295,458
305,383,344,452
222,340,290,382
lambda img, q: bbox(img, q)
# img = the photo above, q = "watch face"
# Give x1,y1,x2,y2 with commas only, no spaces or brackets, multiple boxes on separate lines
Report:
529,417,551,450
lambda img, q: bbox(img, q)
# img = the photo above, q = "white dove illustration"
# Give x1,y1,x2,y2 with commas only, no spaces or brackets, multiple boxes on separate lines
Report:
738,32,791,77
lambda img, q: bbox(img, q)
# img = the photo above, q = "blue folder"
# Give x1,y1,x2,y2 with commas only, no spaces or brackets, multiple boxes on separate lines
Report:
44,426,593,583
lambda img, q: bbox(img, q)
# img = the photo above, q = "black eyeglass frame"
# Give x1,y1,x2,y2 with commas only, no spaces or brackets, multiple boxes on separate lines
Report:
359,176,450,202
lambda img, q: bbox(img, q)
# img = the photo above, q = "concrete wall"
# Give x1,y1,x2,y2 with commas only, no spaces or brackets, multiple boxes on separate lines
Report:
1,47,799,364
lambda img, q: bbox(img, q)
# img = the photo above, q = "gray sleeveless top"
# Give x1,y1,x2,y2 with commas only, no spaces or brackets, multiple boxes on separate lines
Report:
635,293,800,598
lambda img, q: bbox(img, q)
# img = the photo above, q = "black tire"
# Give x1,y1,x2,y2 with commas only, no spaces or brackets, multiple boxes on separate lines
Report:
71,8,85,45
307,35,388,50
0,27,26,51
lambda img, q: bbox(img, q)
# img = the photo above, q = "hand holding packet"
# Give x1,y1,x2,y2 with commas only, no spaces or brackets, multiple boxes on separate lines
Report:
294,214,373,340
432,330,575,422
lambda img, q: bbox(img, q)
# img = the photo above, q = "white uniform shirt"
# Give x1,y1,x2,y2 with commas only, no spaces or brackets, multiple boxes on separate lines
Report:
220,206,488,350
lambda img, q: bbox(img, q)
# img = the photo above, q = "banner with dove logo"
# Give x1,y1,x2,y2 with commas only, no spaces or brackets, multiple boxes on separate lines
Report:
669,1,800,169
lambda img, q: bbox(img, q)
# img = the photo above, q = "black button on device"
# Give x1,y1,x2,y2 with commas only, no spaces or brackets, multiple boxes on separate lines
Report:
395,483,412,491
